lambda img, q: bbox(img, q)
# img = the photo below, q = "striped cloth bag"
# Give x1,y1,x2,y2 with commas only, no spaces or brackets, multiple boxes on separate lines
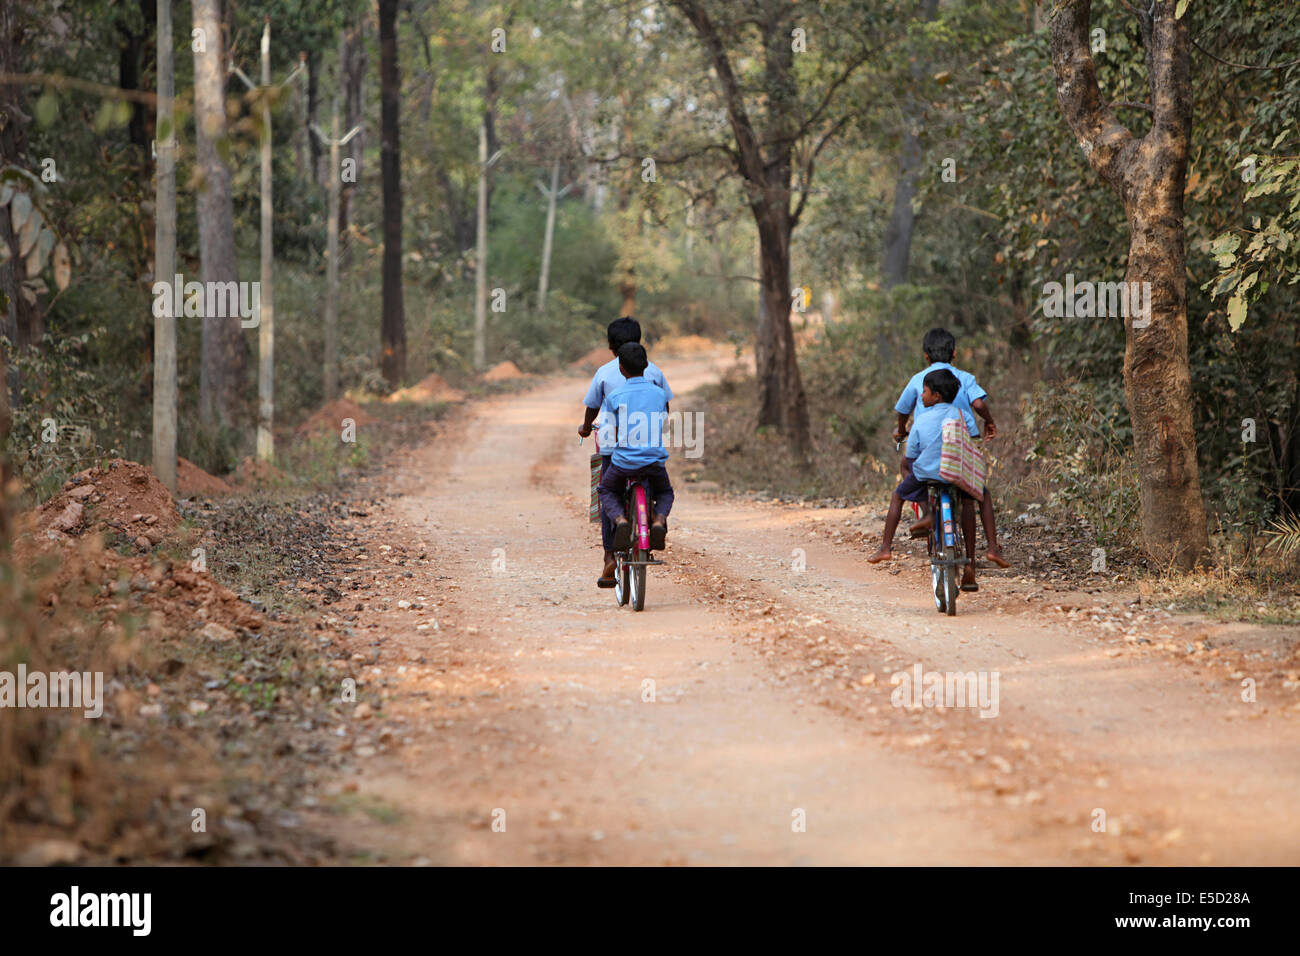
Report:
938,416,986,501
589,432,603,522
589,452,602,522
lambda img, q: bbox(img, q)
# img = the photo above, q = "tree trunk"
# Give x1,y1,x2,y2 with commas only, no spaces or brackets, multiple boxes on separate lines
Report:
324,97,341,400
880,119,920,290
339,20,366,268
615,91,636,317
537,159,559,312
378,0,406,385
618,275,636,317
192,0,248,429
881,0,938,290
256,19,274,462
473,116,488,370
307,48,323,186
754,207,808,446
152,0,177,493
1049,0,1207,569
119,1,157,158
0,0,41,362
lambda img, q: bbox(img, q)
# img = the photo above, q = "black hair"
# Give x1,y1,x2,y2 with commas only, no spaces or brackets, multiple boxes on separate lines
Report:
923,367,960,404
617,341,649,377
923,327,956,364
607,316,642,351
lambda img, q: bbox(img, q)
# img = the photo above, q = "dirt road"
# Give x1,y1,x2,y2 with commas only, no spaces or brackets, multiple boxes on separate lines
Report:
310,354,1300,865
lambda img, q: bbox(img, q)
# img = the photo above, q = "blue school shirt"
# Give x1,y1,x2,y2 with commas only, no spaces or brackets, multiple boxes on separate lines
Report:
599,376,670,469
584,358,673,457
895,362,986,437
906,402,961,481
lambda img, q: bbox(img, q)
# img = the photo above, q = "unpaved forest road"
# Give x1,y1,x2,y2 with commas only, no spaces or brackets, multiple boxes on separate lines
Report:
309,353,1300,865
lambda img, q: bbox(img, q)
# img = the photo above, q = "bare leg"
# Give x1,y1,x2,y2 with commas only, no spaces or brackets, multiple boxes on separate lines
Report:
961,497,978,588
981,488,1009,567
868,494,905,563
909,501,933,537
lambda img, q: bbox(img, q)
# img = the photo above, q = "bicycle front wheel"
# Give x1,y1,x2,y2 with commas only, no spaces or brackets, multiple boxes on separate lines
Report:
614,554,630,606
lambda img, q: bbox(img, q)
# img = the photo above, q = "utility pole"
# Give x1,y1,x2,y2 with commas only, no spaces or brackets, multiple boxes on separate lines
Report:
313,103,361,401
153,0,177,493
473,118,503,370
231,23,303,461
535,159,571,312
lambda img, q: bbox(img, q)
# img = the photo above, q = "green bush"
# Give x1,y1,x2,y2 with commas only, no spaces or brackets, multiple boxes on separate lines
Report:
1022,380,1140,546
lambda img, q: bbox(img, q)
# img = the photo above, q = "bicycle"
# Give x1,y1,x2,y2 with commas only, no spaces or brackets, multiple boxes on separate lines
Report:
894,435,967,616
613,477,663,611
924,479,967,616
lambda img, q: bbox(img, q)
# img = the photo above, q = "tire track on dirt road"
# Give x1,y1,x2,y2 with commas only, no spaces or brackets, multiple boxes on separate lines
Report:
313,356,1075,864
315,354,1298,865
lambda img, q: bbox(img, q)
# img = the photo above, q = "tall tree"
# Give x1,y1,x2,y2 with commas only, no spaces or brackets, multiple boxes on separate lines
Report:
378,0,406,385
1049,0,1208,568
670,0,874,456
153,0,177,493
880,0,939,290
192,0,248,428
338,17,367,267
0,0,41,353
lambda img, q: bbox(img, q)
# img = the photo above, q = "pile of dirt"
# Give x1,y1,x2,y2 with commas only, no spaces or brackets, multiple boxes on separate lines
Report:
569,347,611,371
296,397,380,438
52,539,263,634
386,372,465,404
0,530,351,865
482,359,524,382
33,459,179,548
231,456,289,490
177,457,235,498
656,333,716,355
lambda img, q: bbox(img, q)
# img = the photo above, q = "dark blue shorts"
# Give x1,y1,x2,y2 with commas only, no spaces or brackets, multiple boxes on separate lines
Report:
895,472,928,504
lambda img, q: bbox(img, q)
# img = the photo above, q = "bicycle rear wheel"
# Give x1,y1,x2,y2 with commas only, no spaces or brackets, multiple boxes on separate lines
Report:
630,548,647,611
942,544,959,616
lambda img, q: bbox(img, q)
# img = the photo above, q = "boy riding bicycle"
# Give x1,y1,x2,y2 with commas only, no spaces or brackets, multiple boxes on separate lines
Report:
578,317,673,588
596,342,674,553
893,327,1009,570
868,368,981,590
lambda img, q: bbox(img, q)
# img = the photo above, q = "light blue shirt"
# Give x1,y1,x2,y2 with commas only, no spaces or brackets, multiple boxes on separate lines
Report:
599,376,670,469
896,362,986,437
584,357,672,457
906,401,961,481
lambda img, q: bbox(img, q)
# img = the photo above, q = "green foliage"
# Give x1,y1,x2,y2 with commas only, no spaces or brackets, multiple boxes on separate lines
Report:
1023,381,1140,546
2,330,121,502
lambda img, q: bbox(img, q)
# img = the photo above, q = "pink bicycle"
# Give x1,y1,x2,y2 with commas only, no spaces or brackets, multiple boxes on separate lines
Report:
613,477,662,611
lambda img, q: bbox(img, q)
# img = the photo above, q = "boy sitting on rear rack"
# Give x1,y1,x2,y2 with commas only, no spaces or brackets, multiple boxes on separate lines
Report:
596,342,674,552
868,368,977,588
893,327,1009,569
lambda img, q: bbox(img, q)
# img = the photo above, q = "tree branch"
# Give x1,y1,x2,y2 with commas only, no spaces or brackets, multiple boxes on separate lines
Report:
1191,36,1300,72
792,112,852,227
672,0,766,186
1047,0,1136,189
